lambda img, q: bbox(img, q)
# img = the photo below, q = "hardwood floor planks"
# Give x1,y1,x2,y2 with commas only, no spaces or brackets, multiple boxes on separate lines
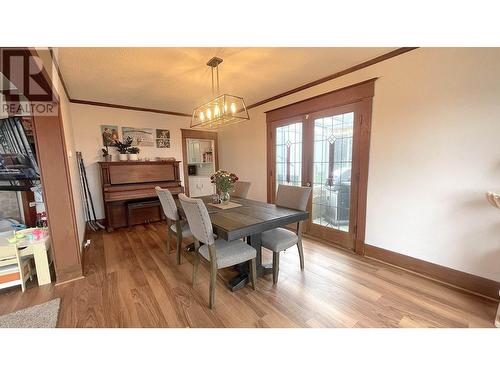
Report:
0,223,496,328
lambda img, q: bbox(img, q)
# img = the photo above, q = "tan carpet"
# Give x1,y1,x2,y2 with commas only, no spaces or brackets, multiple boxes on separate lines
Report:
0,298,60,328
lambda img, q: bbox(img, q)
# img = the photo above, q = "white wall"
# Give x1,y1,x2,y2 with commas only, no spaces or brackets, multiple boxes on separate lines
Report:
69,104,191,219
218,48,500,282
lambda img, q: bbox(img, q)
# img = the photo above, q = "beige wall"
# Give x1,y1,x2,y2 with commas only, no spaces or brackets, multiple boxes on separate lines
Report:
69,104,191,219
218,48,500,282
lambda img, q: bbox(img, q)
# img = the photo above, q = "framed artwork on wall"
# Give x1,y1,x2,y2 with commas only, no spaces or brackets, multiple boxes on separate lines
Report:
156,129,170,139
101,125,119,146
122,127,154,146
156,138,170,148
156,128,171,148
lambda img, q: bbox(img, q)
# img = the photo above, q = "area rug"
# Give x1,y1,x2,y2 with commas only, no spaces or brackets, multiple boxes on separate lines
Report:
0,298,60,328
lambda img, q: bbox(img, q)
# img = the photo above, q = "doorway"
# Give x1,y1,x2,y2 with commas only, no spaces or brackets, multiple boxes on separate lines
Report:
266,79,374,253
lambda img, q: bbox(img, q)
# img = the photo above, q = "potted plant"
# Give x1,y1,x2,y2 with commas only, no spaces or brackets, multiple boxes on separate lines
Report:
128,146,140,161
101,145,112,162
210,170,238,205
114,137,132,161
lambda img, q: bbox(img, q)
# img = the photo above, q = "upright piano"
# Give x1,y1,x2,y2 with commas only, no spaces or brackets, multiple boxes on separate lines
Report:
98,160,183,231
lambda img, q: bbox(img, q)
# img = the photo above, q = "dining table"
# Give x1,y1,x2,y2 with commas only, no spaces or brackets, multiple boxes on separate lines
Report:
176,196,309,291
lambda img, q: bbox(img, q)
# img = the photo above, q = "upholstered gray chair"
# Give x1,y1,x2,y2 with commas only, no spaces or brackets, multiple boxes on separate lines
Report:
155,187,192,265
178,193,257,309
231,181,251,198
261,184,312,284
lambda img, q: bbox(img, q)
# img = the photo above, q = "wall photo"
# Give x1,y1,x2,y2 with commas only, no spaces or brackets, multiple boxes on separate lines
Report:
101,125,119,146
122,127,155,146
156,128,171,148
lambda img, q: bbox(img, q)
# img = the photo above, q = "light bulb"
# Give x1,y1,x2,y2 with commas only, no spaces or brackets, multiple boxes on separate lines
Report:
224,104,227,113
199,112,205,121
230,102,236,113
214,105,220,117
206,108,212,119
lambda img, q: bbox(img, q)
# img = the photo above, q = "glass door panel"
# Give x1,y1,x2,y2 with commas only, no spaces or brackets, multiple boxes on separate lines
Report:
305,103,360,250
312,112,353,232
275,122,303,190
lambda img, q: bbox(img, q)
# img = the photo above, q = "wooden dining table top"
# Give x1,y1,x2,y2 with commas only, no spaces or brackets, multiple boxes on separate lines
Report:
176,196,309,241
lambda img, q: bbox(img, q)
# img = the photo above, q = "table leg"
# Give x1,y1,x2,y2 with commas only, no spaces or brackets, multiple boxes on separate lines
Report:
33,245,52,286
227,233,272,292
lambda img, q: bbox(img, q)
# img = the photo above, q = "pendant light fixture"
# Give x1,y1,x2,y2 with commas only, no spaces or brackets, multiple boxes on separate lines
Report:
191,56,249,129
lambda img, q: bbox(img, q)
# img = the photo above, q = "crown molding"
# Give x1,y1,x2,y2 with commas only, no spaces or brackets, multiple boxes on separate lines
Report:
51,47,418,118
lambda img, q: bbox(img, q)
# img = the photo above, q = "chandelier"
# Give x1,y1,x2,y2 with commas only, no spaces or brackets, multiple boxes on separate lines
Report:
191,56,249,129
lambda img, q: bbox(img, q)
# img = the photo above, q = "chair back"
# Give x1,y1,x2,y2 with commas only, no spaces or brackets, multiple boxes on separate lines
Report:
178,194,215,245
232,181,251,198
155,186,179,221
275,184,312,211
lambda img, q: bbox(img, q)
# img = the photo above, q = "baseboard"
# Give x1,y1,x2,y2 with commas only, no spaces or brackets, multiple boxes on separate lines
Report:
54,263,84,286
364,244,500,301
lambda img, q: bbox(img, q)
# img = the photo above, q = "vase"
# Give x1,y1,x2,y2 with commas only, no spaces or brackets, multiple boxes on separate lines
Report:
128,154,138,161
104,155,112,162
220,191,230,205
118,153,128,161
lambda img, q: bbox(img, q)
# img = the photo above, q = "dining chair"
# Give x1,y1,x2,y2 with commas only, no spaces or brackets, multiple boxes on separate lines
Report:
232,181,251,198
155,186,192,265
261,184,312,285
178,193,257,309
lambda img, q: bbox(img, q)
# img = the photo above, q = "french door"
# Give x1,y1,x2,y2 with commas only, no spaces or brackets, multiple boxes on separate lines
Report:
268,103,364,251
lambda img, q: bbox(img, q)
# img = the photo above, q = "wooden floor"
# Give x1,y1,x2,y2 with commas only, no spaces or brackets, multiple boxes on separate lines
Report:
0,222,497,327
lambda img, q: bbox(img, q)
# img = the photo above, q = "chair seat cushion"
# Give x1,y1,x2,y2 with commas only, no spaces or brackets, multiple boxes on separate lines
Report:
261,227,298,252
199,239,256,269
170,222,192,237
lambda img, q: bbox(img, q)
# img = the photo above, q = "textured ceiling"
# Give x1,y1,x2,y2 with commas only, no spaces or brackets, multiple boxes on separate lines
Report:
57,48,395,114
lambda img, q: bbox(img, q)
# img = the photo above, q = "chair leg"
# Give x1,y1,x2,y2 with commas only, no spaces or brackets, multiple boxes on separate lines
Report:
297,239,305,271
249,258,257,290
272,252,280,285
209,261,217,309
192,241,200,286
176,232,182,265
166,227,171,254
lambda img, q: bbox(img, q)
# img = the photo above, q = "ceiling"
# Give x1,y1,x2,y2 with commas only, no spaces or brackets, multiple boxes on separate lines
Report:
57,48,396,114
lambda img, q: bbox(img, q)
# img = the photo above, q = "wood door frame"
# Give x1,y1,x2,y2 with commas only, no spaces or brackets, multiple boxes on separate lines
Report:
0,48,83,283
304,102,362,250
181,129,219,196
266,79,375,255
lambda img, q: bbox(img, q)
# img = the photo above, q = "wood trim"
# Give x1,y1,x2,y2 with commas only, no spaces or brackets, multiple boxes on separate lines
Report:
43,47,417,119
32,108,83,284
248,47,418,110
180,129,219,196
69,98,192,117
364,244,500,301
265,78,377,123
266,79,374,255
354,98,373,255
48,47,71,100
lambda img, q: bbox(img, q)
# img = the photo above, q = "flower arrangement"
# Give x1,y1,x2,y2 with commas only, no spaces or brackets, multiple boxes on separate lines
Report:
210,170,239,193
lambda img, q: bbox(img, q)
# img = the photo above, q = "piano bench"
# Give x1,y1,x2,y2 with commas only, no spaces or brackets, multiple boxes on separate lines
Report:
126,200,164,228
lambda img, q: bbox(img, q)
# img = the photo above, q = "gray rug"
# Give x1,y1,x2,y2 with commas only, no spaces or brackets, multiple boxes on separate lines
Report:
0,298,60,328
